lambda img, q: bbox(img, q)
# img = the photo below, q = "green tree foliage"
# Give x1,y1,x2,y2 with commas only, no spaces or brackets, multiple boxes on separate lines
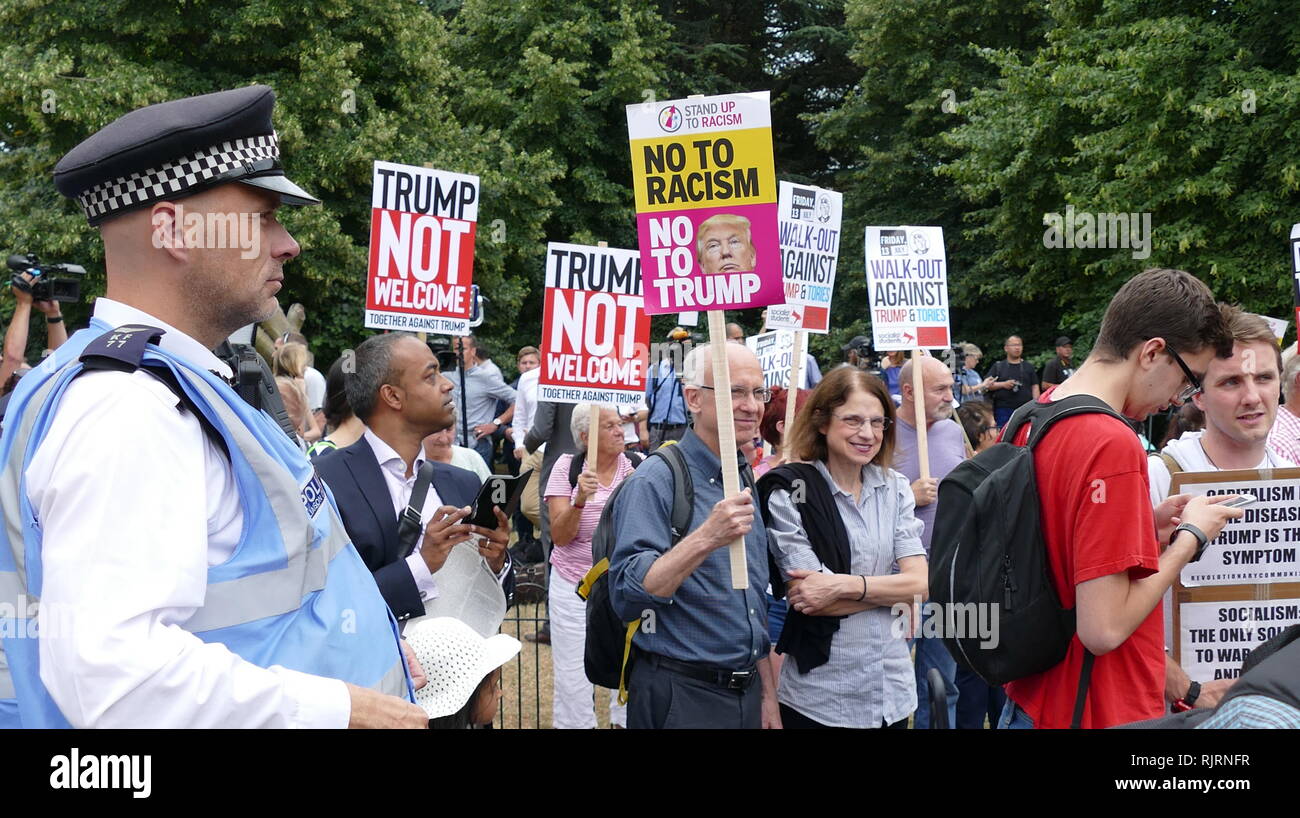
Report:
942,0,1300,341
439,0,669,361
6,0,1298,378
0,0,558,366
814,0,1051,363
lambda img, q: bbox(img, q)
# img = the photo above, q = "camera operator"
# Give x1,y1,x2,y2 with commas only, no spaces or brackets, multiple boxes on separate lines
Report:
2,271,68,396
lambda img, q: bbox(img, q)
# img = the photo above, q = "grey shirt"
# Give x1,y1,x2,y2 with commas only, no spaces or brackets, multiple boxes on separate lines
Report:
448,361,516,447
766,459,926,727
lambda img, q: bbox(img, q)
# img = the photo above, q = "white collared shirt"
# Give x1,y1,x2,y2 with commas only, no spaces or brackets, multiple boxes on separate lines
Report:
361,427,443,601
361,428,512,590
25,299,349,728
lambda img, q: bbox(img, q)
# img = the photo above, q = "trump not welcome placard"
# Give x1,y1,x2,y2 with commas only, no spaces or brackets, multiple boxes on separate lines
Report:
539,242,650,405
365,160,479,335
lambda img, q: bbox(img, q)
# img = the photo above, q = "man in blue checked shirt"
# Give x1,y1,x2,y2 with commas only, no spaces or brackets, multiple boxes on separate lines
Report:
609,341,780,729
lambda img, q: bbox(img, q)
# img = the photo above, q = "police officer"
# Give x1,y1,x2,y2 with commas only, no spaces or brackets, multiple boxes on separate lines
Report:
0,86,427,728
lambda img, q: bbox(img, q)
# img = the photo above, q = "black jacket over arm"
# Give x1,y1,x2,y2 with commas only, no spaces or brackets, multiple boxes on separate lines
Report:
757,462,850,675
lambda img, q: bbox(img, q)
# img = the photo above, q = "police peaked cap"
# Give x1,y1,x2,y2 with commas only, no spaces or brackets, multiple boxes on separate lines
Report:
54,85,319,225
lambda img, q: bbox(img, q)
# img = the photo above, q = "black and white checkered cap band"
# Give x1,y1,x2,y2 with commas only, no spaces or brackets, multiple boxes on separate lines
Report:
76,133,280,223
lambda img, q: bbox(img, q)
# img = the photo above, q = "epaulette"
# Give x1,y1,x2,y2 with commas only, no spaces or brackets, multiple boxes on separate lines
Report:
78,324,166,372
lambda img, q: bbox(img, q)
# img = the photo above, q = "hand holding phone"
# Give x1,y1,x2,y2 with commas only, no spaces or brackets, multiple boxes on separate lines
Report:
1218,494,1258,510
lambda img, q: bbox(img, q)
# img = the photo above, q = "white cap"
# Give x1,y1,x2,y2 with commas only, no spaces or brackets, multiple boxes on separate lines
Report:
404,617,521,718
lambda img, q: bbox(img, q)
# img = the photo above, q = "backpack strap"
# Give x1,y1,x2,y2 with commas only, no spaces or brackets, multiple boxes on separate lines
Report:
568,451,586,487
1158,452,1183,476
1003,395,1128,450
571,449,644,488
656,443,693,546
1070,651,1095,729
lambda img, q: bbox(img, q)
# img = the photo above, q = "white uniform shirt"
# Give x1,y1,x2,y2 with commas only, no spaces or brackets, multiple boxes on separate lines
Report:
26,299,350,728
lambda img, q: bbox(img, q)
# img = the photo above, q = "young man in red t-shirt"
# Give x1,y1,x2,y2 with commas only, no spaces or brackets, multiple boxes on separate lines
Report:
1001,268,1244,728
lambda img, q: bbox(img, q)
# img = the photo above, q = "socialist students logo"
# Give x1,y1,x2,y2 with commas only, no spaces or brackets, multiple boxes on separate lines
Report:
658,105,683,133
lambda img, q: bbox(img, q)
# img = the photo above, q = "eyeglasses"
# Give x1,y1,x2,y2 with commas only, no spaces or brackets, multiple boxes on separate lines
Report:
1166,347,1203,404
698,385,772,404
832,413,891,432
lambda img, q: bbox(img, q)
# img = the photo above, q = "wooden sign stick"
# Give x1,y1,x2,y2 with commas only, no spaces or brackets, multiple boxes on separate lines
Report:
708,309,749,589
783,331,805,460
587,242,609,471
912,347,930,480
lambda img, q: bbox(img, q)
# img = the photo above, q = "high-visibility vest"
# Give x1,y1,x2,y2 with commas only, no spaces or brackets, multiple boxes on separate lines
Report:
0,321,410,727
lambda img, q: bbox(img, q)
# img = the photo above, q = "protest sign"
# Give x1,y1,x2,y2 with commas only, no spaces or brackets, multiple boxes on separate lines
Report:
626,91,784,315
1262,315,1288,344
539,242,650,406
1171,470,1300,588
746,330,806,390
365,160,479,335
766,181,842,333
1177,597,1300,682
865,225,950,480
1291,223,1300,335
1170,467,1300,683
864,226,950,351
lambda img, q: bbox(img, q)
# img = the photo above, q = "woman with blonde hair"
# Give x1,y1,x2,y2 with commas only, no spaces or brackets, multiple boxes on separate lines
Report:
273,342,321,443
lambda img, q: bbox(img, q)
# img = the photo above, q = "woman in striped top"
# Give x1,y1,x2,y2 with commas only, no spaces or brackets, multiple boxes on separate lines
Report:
544,404,636,729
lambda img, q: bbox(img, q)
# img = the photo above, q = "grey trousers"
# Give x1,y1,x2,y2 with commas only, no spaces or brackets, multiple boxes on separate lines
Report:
626,653,762,729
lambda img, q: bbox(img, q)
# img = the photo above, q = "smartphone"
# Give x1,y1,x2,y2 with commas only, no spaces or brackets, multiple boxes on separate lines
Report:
467,470,532,529
1219,494,1258,509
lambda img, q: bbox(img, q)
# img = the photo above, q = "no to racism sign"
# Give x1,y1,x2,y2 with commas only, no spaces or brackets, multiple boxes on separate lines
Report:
864,226,949,350
626,91,784,314
539,243,651,405
365,161,479,335
766,181,842,334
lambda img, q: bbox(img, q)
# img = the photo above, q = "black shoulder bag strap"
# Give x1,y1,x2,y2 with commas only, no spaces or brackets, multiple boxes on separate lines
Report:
657,444,693,546
398,460,437,558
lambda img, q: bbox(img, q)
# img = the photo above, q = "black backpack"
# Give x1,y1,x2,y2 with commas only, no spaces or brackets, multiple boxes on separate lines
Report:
577,444,691,700
929,395,1128,726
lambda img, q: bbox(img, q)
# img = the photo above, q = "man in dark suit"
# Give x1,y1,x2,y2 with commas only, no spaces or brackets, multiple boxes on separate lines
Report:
315,333,513,623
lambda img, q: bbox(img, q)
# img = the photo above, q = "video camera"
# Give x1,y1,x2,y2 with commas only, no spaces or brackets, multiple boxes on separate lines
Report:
7,254,86,303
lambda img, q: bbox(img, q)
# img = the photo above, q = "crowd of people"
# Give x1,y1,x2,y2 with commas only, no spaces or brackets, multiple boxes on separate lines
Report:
3,85,1298,732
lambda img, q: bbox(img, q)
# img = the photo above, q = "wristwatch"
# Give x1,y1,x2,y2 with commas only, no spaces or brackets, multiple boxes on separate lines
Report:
1173,522,1209,562
491,417,502,427
1172,680,1201,712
